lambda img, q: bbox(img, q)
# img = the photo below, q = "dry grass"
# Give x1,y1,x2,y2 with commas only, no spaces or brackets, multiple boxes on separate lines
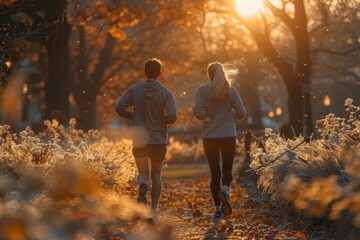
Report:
250,98,360,238
0,119,170,239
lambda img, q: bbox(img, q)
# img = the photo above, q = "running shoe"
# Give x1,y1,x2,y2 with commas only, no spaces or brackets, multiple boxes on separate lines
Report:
137,183,148,205
146,211,159,224
212,210,225,221
219,189,232,215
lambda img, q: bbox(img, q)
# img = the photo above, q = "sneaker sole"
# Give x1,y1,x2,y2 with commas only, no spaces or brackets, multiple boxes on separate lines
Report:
212,213,225,221
219,190,232,215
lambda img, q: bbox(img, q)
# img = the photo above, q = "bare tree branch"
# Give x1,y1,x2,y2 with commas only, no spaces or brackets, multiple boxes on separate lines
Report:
314,61,360,82
264,0,295,32
0,0,28,16
311,46,360,56
199,5,212,61
309,1,329,35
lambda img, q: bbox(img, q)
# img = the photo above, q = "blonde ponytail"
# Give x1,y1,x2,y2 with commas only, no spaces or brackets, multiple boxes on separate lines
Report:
207,62,231,101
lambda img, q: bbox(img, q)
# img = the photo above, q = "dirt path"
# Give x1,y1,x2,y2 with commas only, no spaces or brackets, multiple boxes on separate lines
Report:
159,178,330,239
122,164,332,239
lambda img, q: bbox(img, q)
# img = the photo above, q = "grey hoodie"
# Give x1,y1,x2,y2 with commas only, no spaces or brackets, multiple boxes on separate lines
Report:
115,79,177,146
193,83,246,138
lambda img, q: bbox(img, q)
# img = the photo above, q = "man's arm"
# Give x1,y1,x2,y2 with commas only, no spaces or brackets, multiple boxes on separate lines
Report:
115,87,134,120
231,87,246,120
193,88,207,120
164,91,177,124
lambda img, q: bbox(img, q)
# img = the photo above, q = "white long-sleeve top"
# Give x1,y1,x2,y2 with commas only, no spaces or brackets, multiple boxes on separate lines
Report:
193,83,246,138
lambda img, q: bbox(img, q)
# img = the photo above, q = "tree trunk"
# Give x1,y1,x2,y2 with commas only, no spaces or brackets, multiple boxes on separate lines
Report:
238,68,263,128
42,0,70,123
236,1,315,137
71,33,116,130
45,32,70,123
286,81,304,136
75,93,97,130
245,87,263,128
274,63,306,136
293,1,314,135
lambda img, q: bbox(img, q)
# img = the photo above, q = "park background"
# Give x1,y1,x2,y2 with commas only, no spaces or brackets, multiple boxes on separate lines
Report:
1,0,359,138
0,0,359,239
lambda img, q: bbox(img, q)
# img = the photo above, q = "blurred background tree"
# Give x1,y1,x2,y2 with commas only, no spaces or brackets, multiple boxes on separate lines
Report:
68,1,142,130
206,0,360,136
0,0,71,122
1,0,358,137
232,0,315,136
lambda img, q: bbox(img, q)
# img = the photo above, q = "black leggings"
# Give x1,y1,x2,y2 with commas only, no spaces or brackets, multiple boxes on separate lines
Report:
203,137,236,206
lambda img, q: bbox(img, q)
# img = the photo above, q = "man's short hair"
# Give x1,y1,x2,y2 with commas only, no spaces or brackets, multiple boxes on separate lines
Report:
145,58,161,79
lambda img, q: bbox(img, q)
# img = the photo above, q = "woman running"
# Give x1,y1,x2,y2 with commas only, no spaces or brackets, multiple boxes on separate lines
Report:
193,62,246,221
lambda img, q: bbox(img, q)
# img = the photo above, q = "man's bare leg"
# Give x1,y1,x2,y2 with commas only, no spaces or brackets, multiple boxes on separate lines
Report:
135,157,149,204
150,160,163,212
135,157,149,184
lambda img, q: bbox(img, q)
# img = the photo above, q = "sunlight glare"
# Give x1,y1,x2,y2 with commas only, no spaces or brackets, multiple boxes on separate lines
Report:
269,0,282,8
236,0,262,16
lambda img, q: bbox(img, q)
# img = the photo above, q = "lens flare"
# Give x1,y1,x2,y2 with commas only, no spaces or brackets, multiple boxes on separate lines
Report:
235,0,262,16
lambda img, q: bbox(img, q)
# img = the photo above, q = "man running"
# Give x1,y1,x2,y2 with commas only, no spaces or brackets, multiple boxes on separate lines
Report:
115,58,177,216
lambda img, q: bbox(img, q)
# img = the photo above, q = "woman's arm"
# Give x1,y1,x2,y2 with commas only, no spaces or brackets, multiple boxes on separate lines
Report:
193,87,207,120
231,87,246,120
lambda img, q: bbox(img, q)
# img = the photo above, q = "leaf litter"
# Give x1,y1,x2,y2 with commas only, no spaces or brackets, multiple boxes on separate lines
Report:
118,175,333,239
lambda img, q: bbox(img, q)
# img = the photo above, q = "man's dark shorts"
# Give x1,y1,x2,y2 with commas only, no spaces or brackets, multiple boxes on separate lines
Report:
132,144,166,162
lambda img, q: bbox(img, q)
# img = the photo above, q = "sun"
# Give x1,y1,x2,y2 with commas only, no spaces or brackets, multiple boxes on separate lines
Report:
235,0,262,16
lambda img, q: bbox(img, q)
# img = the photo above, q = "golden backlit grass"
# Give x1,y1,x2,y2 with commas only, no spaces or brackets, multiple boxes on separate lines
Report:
0,119,159,239
251,98,360,238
